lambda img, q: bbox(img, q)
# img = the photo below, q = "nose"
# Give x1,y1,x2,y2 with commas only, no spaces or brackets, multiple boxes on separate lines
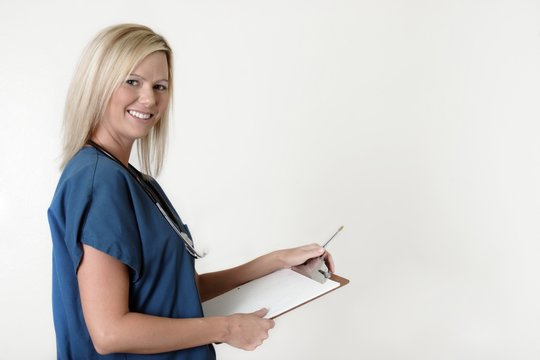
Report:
139,86,156,107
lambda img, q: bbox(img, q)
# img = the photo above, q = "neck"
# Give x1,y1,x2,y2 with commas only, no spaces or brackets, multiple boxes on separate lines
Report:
89,135,133,167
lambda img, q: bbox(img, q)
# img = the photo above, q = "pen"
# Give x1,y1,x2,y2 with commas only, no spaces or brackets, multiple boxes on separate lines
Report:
322,225,344,248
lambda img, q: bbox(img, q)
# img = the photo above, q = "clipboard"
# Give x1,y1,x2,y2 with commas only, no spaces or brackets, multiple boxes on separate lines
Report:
202,268,349,319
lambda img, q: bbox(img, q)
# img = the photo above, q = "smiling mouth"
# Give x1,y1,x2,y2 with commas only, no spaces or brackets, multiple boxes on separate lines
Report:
128,109,153,120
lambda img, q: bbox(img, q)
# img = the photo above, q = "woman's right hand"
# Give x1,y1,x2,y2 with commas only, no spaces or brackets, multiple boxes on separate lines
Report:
224,308,275,350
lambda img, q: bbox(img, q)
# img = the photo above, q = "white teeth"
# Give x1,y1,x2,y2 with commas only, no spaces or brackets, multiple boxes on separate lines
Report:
128,110,152,120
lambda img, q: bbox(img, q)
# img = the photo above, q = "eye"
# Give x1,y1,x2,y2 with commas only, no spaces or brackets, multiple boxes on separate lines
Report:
154,84,168,92
126,79,139,86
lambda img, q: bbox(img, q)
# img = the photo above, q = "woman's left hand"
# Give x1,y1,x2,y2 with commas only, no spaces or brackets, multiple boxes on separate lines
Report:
274,243,335,274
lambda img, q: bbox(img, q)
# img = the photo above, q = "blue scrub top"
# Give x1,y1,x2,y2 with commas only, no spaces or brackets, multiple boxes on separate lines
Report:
48,147,216,359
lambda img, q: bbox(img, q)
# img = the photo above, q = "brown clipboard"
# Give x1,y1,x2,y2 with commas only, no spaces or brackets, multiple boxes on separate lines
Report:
202,269,350,319
271,273,349,319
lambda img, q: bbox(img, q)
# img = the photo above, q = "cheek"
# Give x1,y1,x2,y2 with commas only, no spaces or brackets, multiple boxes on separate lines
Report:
157,95,170,113
110,87,137,110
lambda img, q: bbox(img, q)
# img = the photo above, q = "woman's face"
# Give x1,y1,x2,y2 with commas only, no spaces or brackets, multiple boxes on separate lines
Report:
101,51,170,147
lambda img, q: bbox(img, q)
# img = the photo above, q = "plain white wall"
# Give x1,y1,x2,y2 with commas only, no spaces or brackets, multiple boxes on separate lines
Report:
1,0,540,359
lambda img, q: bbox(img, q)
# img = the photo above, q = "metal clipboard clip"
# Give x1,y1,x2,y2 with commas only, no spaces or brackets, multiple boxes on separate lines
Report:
292,226,343,284
292,256,332,284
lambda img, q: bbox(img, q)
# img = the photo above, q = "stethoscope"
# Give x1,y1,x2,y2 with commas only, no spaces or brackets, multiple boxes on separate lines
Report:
87,140,206,259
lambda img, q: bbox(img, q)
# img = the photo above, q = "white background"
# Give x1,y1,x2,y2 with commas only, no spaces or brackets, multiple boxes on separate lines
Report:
1,0,540,359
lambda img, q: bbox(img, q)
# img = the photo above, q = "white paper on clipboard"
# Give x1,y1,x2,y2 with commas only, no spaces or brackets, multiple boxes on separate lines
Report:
201,268,344,319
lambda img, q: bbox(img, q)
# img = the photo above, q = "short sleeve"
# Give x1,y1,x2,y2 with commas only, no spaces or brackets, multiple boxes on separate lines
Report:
81,160,143,282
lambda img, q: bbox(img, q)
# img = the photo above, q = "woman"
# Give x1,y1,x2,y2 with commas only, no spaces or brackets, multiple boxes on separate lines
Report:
48,24,334,359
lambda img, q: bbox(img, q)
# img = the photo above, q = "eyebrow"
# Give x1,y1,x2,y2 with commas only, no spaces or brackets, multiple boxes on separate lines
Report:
130,73,169,83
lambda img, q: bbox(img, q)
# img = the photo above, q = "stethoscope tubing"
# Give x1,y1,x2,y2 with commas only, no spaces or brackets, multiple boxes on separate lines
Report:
86,140,204,259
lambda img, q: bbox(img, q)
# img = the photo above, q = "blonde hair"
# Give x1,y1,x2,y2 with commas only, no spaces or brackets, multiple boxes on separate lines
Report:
61,23,173,176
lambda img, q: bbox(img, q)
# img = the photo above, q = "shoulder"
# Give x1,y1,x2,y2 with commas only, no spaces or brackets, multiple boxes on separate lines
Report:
52,147,136,208
61,147,131,188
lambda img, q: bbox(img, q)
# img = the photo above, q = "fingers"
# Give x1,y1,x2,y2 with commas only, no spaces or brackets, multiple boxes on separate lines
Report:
303,243,326,256
252,307,270,319
293,243,325,265
322,251,335,273
251,308,275,330
277,243,337,273
302,244,336,274
225,308,275,351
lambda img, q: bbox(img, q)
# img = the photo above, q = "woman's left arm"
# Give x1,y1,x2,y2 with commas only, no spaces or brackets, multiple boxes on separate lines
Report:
197,243,335,302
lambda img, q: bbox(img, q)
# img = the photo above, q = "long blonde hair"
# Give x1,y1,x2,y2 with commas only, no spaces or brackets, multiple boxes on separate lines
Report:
61,23,173,176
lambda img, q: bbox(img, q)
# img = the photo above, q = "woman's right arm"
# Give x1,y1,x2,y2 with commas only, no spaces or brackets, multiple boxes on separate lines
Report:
77,244,274,355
